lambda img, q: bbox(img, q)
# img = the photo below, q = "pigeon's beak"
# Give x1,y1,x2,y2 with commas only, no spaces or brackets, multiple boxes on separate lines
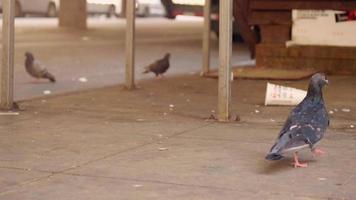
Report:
324,79,329,85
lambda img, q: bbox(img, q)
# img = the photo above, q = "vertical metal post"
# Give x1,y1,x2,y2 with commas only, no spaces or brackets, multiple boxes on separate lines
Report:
1,0,15,110
125,0,136,89
202,0,211,76
218,0,233,121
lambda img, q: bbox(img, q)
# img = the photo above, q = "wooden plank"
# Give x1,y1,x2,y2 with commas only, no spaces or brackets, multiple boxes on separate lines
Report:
260,25,291,43
250,0,356,10
256,44,356,59
218,0,233,121
202,0,211,76
0,0,15,110
249,11,292,25
256,55,356,75
255,44,356,75
125,0,135,90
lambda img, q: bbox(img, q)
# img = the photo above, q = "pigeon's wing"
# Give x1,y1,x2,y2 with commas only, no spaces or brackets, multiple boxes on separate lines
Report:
303,105,329,142
26,61,45,78
33,61,46,73
277,102,329,152
277,108,301,139
155,58,169,74
147,61,160,72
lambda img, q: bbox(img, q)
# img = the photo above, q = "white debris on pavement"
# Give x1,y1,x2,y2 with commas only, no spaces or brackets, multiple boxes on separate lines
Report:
0,112,19,116
78,77,88,83
169,104,175,108
158,147,168,151
133,184,143,188
255,110,260,113
329,110,334,114
81,36,90,41
350,125,355,128
136,119,145,122
342,108,351,112
43,90,51,95
318,177,327,181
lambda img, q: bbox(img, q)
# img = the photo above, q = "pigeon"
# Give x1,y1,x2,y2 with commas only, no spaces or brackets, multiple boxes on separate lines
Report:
25,52,56,83
265,73,329,168
143,53,170,78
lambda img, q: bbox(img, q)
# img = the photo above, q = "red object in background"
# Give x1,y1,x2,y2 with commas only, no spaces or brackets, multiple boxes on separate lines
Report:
335,10,356,22
348,10,356,20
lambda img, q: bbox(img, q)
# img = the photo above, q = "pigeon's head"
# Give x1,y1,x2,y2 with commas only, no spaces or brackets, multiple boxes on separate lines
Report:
310,73,328,88
164,53,171,59
25,52,34,60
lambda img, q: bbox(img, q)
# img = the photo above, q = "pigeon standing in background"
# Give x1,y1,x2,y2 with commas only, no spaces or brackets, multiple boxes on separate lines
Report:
25,52,56,83
266,73,329,168
143,53,170,78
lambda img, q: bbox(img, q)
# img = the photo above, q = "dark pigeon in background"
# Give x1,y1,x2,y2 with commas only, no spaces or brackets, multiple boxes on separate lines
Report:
143,53,170,78
25,52,56,83
266,73,329,168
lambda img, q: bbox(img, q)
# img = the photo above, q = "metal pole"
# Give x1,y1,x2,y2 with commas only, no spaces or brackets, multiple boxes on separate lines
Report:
202,0,211,76
125,0,135,89
218,0,233,121
0,0,15,110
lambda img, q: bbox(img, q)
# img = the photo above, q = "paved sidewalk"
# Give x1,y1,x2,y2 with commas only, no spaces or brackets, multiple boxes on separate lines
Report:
0,74,355,200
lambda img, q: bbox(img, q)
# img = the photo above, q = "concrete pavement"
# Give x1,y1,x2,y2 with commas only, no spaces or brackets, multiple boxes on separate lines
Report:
0,74,355,199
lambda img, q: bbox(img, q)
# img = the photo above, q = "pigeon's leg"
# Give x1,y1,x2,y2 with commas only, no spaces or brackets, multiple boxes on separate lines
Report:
312,148,325,156
293,152,308,168
156,74,163,79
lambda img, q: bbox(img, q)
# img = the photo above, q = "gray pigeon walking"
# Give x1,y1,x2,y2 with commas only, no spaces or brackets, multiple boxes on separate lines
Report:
265,73,329,168
143,53,170,78
25,52,56,83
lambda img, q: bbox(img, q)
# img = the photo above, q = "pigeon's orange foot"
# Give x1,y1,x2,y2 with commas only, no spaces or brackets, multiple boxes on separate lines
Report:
156,74,164,79
293,161,308,168
312,148,325,156
293,152,308,168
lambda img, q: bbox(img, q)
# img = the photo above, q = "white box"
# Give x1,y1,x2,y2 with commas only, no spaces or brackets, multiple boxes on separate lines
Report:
287,10,356,47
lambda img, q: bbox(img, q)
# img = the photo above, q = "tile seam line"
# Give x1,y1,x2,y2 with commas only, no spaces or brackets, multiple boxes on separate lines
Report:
60,172,240,192
55,122,214,174
0,174,54,196
0,123,213,195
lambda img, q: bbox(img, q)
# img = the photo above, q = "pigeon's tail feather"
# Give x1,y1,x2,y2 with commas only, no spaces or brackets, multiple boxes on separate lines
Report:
44,72,56,82
142,65,152,74
265,136,288,161
265,153,284,160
